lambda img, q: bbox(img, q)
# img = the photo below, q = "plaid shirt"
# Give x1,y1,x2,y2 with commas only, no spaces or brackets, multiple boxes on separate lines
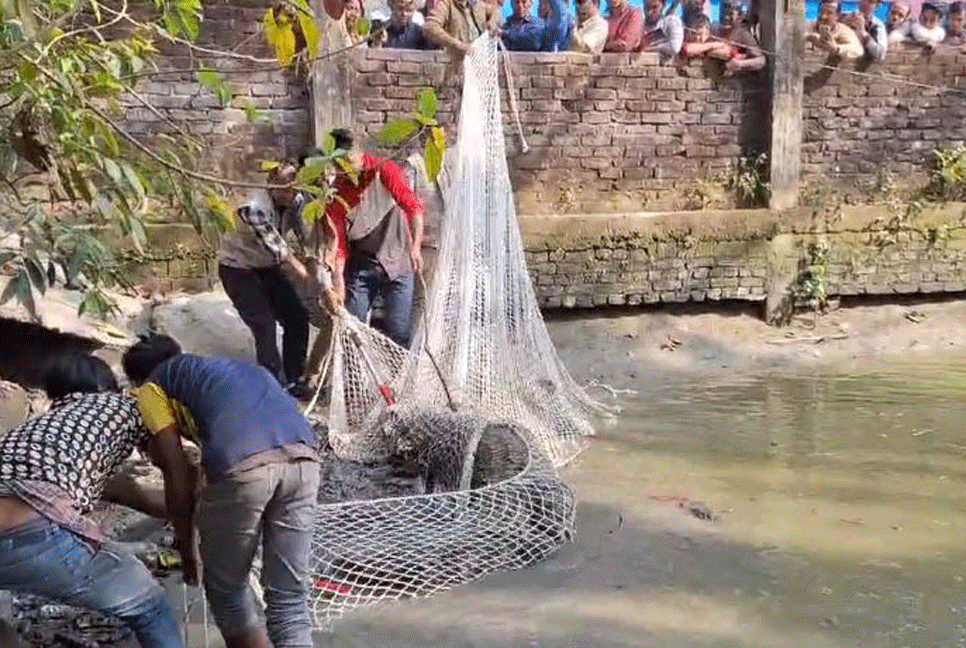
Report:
0,480,103,542
236,192,308,264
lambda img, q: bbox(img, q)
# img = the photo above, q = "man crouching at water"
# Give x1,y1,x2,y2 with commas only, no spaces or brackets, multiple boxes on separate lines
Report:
0,353,183,648
123,334,320,648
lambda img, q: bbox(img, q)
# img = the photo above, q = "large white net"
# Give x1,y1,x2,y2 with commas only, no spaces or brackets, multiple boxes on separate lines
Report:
306,35,606,627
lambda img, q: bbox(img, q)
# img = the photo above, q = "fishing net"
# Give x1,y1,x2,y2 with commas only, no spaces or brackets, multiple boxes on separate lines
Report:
305,34,606,627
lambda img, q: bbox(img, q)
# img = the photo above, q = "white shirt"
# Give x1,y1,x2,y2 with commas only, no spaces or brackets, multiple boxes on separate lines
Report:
574,13,608,54
910,21,945,45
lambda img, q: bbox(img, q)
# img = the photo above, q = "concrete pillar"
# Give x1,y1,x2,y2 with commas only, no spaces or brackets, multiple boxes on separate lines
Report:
760,0,805,211
764,232,798,325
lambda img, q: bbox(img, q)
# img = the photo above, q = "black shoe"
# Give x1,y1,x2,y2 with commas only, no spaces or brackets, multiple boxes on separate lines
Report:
286,380,314,401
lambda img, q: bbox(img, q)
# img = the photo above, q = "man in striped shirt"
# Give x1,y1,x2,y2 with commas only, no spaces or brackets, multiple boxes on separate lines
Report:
324,129,425,348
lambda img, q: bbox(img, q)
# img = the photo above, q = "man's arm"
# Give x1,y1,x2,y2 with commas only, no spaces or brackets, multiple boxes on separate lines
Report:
604,10,643,51
380,161,425,268
585,17,609,53
134,383,199,585
424,0,467,52
661,15,684,56
323,201,349,301
835,24,865,58
148,427,199,586
864,18,888,60
238,204,307,279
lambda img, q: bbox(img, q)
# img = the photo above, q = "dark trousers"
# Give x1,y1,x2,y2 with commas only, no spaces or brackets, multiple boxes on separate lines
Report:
345,256,415,349
219,264,309,385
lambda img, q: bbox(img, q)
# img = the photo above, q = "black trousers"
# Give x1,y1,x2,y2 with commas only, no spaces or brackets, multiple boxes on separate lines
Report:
218,264,309,385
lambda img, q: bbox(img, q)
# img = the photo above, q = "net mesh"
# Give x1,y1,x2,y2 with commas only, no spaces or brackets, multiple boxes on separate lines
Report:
306,35,606,627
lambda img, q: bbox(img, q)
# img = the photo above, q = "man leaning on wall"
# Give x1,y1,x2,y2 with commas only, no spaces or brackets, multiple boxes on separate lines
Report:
424,0,501,55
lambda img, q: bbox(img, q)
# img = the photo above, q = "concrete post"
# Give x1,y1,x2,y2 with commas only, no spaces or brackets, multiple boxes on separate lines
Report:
760,0,805,211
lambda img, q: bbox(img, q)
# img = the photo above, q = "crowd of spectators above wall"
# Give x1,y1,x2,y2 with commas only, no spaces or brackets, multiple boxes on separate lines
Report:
339,0,966,75
334,0,966,82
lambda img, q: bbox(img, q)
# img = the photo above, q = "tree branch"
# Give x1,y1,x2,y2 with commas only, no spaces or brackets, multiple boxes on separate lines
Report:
35,0,130,64
110,26,382,84
88,103,291,190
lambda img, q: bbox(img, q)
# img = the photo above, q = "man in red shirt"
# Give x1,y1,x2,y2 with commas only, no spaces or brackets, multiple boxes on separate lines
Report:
325,129,425,349
603,0,644,51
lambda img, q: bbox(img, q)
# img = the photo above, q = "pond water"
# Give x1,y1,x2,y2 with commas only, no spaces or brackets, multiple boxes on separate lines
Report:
564,356,966,647
327,354,966,647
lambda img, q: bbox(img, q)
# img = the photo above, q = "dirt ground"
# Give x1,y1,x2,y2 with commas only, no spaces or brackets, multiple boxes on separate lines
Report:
546,295,966,389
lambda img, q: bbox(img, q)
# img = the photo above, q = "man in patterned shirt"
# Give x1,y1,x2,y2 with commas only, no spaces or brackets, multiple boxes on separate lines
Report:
218,159,315,398
0,353,183,648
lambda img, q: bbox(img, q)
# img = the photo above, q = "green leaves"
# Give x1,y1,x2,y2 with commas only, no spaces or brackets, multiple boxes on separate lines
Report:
301,198,323,226
297,160,329,186
0,266,36,319
417,88,438,121
378,118,421,147
292,0,321,58
78,287,117,319
203,192,236,233
198,68,234,107
159,0,202,40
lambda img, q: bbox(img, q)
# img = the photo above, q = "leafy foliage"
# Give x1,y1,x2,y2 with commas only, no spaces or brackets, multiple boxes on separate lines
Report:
926,144,966,202
793,239,830,313
377,88,446,183
1,0,446,322
727,154,771,209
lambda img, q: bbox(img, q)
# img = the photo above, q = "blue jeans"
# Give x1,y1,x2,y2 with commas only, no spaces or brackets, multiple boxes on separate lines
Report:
0,517,183,648
345,256,415,349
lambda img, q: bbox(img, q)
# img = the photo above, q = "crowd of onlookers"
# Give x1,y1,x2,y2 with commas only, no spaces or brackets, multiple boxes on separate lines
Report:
333,0,966,75
806,0,965,60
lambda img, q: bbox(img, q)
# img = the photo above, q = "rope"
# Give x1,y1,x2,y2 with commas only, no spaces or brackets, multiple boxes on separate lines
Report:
496,39,530,153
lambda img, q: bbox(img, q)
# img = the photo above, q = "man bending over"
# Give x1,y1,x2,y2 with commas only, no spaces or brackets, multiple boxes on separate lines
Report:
124,335,320,648
325,128,426,349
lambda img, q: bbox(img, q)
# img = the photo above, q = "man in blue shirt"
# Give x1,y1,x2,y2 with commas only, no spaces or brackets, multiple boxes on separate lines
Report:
386,0,430,48
539,0,571,50
124,335,320,648
502,0,546,50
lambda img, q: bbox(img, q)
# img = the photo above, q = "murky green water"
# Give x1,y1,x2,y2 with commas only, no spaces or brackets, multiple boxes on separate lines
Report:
570,357,966,648
327,356,966,648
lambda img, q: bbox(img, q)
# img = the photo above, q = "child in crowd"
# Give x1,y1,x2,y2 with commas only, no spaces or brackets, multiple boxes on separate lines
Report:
907,1,946,51
682,13,732,58
946,1,965,44
343,0,369,46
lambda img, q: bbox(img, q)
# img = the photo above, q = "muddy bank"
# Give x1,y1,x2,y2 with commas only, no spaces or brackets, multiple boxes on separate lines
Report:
547,296,966,390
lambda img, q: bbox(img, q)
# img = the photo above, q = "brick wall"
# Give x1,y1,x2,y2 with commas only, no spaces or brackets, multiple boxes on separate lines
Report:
351,50,770,214
522,204,966,309
802,48,966,194
123,0,311,183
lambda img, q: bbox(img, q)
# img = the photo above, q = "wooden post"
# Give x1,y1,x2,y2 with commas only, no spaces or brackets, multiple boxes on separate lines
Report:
760,0,805,211
309,3,354,147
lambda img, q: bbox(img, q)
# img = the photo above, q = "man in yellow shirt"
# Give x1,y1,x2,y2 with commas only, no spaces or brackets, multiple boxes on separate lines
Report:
124,335,320,648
